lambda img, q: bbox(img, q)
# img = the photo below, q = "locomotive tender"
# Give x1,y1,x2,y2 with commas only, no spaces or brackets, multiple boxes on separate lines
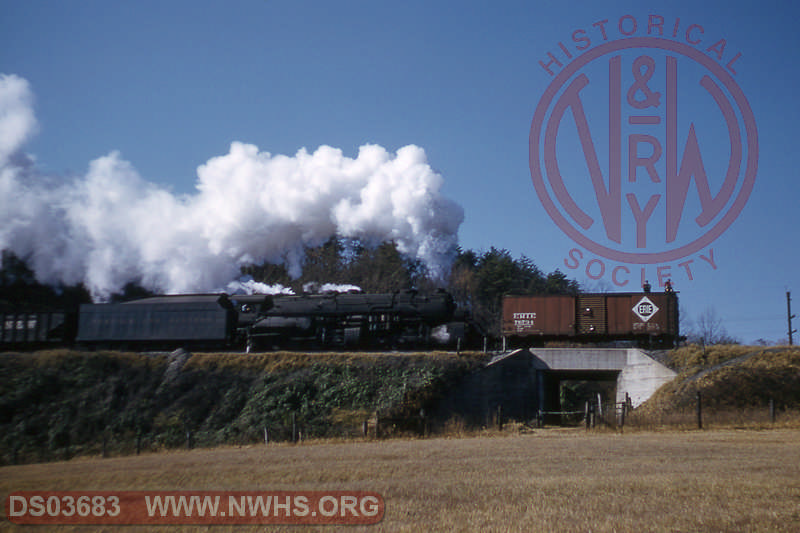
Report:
75,294,245,349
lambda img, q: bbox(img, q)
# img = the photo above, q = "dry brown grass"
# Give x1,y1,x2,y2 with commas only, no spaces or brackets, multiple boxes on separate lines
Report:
185,350,487,371
666,344,757,374
3,428,800,532
629,346,800,440
625,407,800,432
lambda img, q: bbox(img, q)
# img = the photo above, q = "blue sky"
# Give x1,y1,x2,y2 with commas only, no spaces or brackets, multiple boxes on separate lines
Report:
2,0,798,343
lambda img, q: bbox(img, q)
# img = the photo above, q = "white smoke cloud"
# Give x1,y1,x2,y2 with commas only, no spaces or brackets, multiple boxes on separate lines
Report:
0,74,36,166
0,75,464,301
302,282,361,294
222,278,361,296
225,276,295,296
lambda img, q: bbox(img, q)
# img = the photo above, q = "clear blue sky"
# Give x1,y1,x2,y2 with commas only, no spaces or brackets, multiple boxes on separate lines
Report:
2,0,798,343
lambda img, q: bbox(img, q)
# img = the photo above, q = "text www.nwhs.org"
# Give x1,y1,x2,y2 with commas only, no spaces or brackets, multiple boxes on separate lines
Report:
7,491,384,525
146,494,381,519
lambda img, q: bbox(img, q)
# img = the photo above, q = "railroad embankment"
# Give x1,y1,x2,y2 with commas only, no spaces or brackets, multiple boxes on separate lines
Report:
635,345,800,425
0,349,487,465
3,345,799,464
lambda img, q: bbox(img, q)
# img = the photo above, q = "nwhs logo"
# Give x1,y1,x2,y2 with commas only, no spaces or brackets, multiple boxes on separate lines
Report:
530,14,758,289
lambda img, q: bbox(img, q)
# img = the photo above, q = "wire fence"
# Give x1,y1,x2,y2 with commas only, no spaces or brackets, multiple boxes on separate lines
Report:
569,394,800,432
5,397,799,466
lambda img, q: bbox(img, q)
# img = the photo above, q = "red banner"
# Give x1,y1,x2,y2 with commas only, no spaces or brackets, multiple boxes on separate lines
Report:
6,491,384,525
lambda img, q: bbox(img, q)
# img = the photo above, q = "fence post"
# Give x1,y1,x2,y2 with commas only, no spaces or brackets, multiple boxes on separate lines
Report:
696,391,703,430
136,430,142,455
769,398,775,423
584,401,590,430
497,405,503,431
264,426,269,446
292,412,297,444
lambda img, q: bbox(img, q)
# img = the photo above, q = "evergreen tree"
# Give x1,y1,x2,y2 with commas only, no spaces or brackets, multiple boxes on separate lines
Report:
448,247,578,337
342,241,420,292
0,251,90,310
299,237,347,286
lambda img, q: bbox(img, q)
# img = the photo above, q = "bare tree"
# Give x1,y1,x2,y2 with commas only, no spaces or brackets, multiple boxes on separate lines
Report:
687,306,739,345
679,304,691,338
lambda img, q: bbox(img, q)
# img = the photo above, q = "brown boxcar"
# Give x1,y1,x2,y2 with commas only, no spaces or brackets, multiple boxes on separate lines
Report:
606,292,678,338
502,292,679,346
502,295,575,337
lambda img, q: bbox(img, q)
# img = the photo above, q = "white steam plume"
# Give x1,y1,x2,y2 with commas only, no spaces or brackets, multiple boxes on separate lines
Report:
0,74,36,166
0,74,464,301
224,277,296,296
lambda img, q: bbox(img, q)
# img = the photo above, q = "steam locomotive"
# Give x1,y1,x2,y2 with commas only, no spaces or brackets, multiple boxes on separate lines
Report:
0,290,466,351
246,290,462,351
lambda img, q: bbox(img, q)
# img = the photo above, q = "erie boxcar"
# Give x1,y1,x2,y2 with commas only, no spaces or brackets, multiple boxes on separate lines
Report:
502,291,680,347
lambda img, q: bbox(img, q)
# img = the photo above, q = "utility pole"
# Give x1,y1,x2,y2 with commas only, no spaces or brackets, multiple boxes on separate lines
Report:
788,291,797,346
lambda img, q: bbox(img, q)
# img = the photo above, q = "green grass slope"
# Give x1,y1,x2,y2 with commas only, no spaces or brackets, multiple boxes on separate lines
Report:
0,350,487,465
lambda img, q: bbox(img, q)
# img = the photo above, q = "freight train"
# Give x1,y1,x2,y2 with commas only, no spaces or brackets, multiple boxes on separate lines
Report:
0,290,466,351
502,291,680,347
1,289,680,351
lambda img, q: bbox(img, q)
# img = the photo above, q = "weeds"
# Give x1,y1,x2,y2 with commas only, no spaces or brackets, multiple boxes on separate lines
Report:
0,350,486,464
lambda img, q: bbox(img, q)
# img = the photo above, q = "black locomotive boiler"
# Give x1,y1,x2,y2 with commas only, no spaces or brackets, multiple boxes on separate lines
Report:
246,290,460,351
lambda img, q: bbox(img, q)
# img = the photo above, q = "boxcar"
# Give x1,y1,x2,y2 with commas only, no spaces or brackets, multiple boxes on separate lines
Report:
502,292,679,346
0,310,74,346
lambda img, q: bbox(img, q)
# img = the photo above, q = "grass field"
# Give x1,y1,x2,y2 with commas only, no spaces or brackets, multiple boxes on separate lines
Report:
3,428,800,532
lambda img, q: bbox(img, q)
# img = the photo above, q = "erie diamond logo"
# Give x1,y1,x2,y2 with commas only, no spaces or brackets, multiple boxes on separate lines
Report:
633,296,659,322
